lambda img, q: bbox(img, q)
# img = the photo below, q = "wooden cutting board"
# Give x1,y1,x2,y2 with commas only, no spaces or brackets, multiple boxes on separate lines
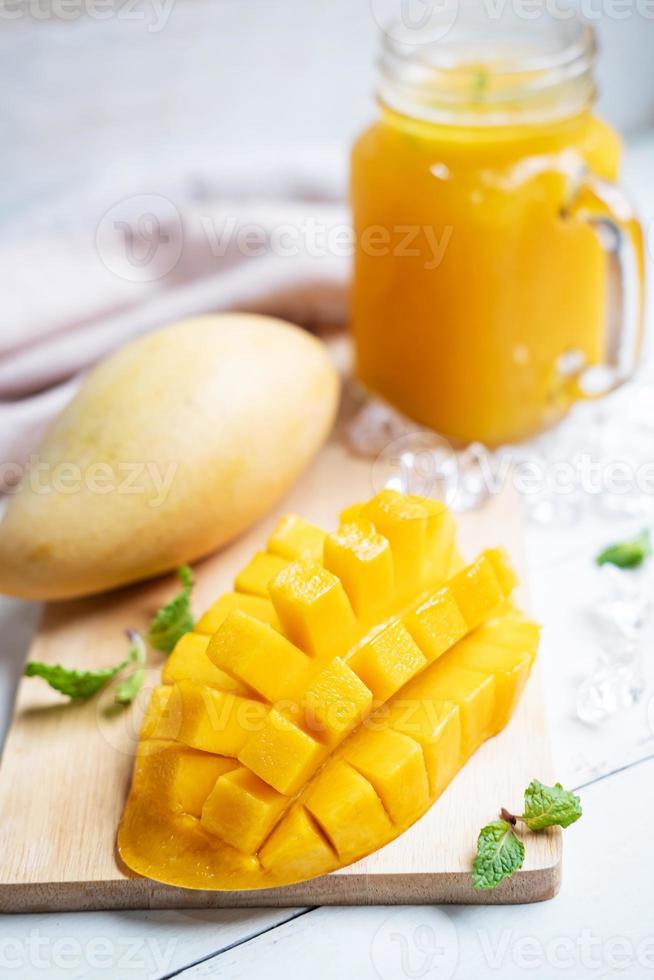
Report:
0,438,560,913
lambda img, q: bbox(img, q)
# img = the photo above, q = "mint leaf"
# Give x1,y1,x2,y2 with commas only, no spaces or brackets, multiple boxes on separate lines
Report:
472,819,525,891
25,630,148,705
25,658,128,700
522,780,582,831
596,529,651,569
473,777,583,890
147,565,195,653
114,630,147,706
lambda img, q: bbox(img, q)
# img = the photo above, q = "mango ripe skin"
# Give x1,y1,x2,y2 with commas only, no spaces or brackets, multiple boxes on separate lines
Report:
0,314,339,600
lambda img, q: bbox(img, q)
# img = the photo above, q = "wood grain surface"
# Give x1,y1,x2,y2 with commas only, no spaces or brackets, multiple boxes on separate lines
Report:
0,436,560,913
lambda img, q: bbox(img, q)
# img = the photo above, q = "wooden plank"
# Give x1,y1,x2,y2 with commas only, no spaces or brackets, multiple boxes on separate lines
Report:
0,439,560,912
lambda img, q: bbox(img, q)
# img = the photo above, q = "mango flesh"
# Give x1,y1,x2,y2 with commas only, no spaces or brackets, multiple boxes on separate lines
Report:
0,314,339,600
118,490,539,890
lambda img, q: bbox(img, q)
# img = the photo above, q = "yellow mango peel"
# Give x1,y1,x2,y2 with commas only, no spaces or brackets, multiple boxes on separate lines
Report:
118,490,539,890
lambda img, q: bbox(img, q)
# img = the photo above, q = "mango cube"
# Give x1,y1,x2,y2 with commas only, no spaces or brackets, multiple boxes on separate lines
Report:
269,560,356,660
195,592,278,634
165,747,237,817
339,502,364,523
484,547,519,596
163,632,247,693
304,761,393,859
447,554,505,629
201,767,288,853
451,636,534,730
409,495,457,583
405,588,467,663
268,515,326,561
140,685,182,741
343,728,429,825
387,698,461,795
235,552,289,597
260,804,337,878
407,659,495,758
238,709,327,795
130,742,237,818
475,615,540,653
348,620,426,701
207,610,313,702
170,681,267,757
302,658,373,744
361,490,428,593
323,520,394,621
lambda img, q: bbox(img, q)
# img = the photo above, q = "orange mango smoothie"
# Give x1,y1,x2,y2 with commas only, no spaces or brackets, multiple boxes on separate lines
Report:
351,23,644,446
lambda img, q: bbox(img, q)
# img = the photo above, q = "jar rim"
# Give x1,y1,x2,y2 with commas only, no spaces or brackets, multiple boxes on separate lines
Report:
377,5,597,127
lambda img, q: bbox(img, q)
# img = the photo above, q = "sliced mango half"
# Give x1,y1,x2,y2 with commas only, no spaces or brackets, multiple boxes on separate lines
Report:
118,490,539,890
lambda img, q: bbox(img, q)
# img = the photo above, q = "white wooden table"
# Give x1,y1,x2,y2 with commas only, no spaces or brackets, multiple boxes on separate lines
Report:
1,96,654,980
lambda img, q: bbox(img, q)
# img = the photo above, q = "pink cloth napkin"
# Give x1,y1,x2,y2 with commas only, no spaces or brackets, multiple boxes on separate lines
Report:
0,179,350,489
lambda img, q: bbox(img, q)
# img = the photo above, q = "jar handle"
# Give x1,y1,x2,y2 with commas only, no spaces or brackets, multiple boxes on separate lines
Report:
564,172,645,397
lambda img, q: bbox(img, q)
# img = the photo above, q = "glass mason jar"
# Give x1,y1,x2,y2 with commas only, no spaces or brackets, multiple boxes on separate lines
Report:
351,5,645,446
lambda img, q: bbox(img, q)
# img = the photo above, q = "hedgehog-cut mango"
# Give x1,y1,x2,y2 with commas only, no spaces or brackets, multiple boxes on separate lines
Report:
118,490,539,890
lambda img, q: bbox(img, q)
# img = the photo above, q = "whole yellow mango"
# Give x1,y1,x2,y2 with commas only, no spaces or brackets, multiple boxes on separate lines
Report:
0,314,339,600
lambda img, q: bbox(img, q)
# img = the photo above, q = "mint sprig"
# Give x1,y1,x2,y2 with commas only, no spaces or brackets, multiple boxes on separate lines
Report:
147,565,195,653
24,658,130,700
25,566,195,703
472,819,525,891
25,629,147,704
596,529,652,569
522,779,582,831
472,779,582,891
114,630,147,706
